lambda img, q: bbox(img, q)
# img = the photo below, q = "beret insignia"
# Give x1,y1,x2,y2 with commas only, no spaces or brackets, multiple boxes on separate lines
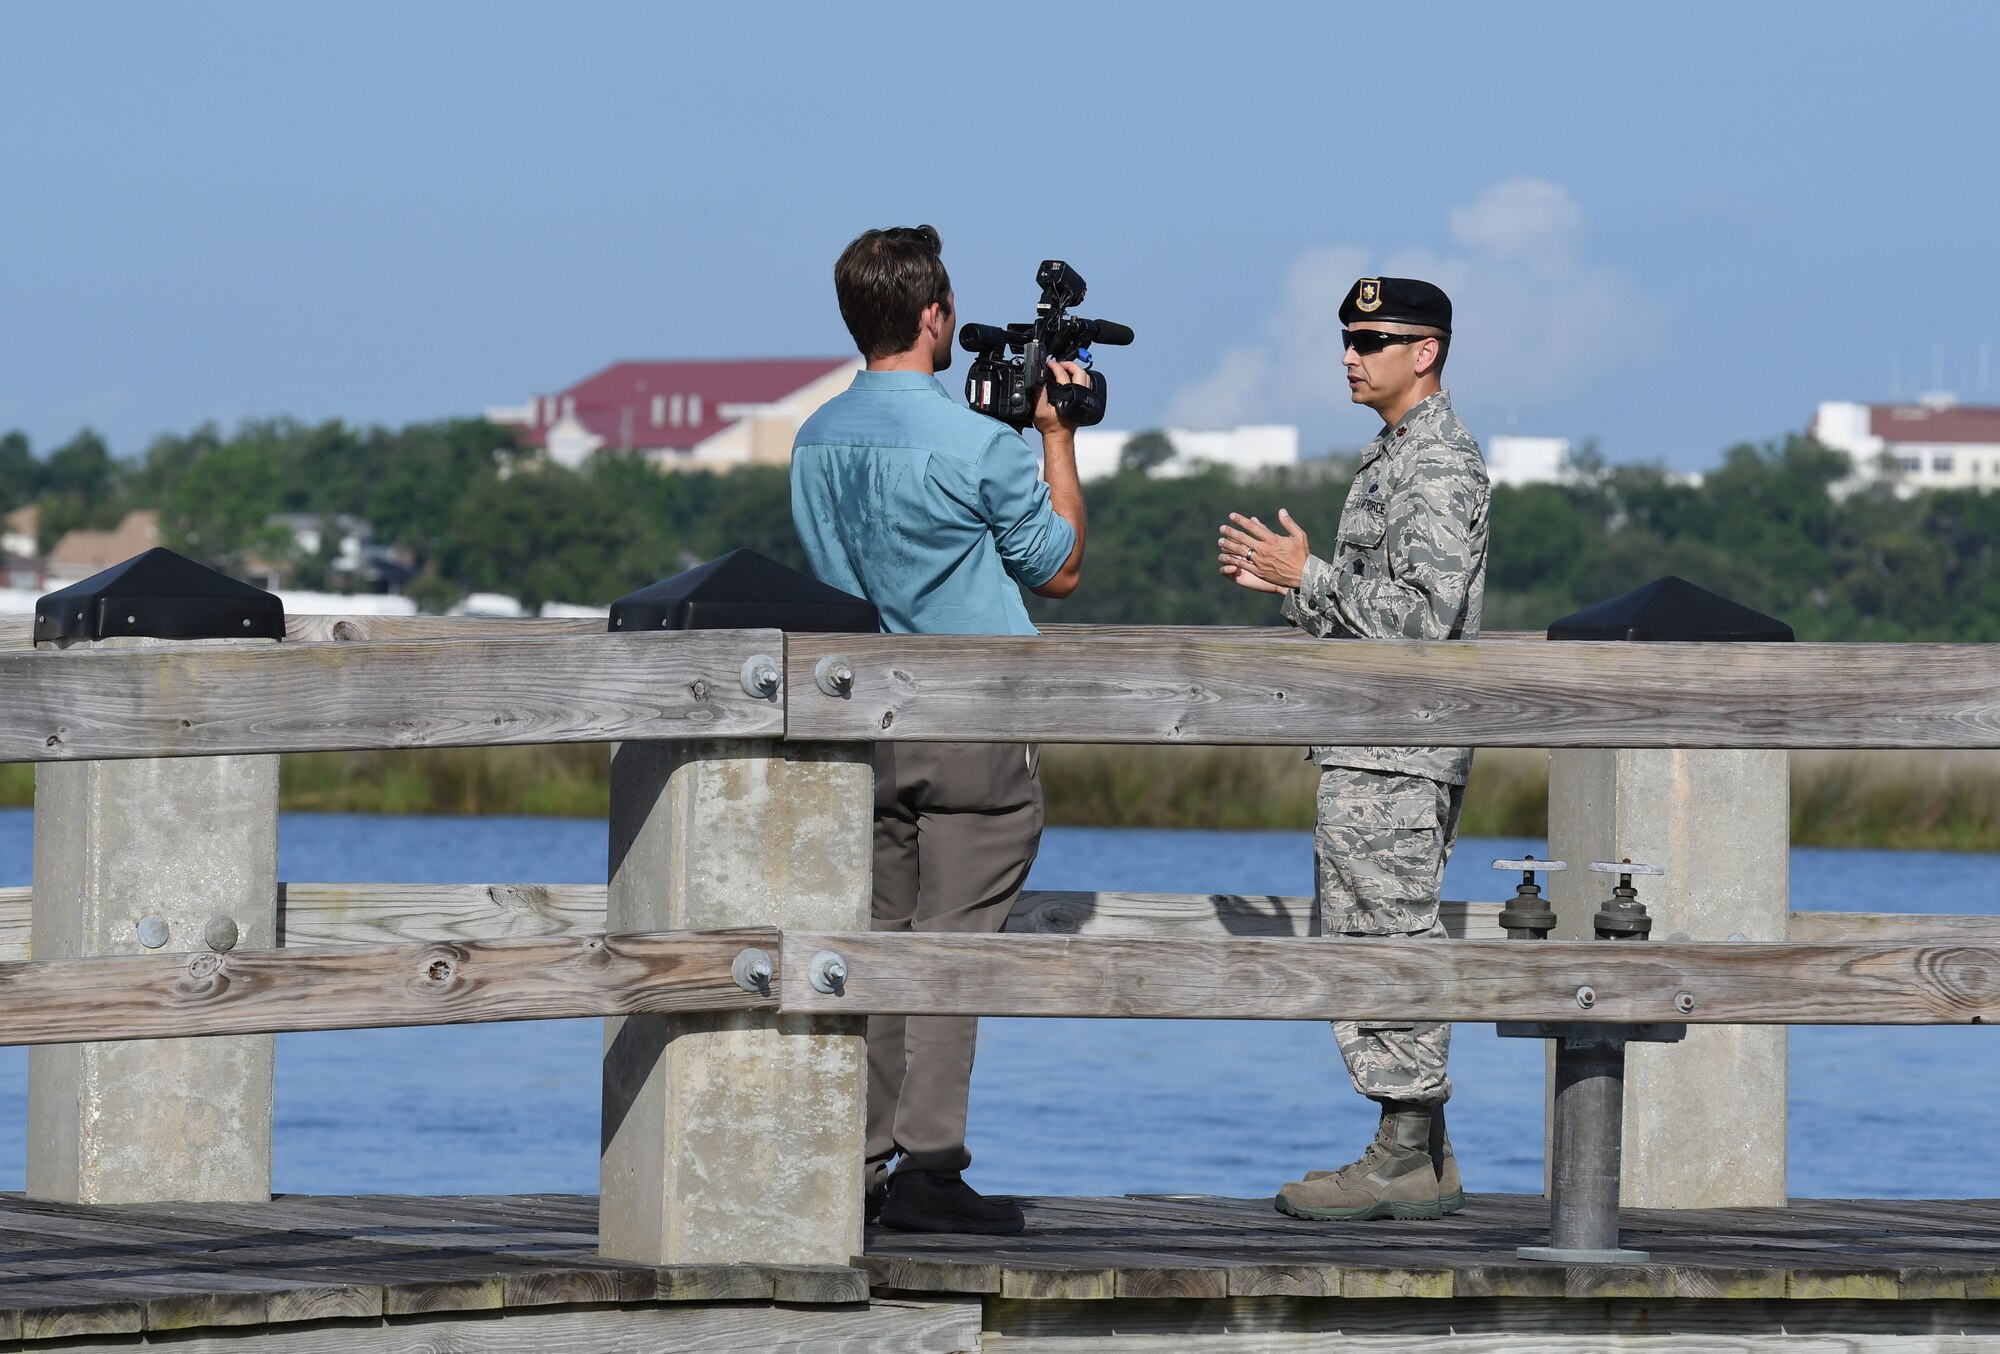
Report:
1356,279,1382,313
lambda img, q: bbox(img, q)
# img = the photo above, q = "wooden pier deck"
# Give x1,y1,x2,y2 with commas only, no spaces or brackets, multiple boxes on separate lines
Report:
2,1191,2000,1349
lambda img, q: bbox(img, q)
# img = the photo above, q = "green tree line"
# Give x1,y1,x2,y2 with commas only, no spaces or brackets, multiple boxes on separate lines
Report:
4,418,1993,640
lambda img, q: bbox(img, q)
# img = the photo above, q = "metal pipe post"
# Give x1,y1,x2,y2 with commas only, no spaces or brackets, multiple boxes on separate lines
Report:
1523,1036,1649,1262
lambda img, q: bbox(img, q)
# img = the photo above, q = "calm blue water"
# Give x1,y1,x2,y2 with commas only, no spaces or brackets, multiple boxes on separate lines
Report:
0,809,1993,1200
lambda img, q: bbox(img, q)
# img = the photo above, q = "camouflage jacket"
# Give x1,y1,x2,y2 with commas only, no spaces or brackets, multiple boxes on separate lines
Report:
1280,390,1489,785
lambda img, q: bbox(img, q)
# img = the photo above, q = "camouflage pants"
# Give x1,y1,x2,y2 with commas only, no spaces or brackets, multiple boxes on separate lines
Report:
1316,766,1464,1107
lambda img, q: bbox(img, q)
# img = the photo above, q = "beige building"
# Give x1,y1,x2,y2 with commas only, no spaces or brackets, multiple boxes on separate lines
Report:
487,358,860,473
45,510,163,585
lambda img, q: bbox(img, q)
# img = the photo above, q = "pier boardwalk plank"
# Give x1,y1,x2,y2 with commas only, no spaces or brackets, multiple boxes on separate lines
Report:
868,1190,2000,1301
1,1192,1999,1347
0,1192,969,1350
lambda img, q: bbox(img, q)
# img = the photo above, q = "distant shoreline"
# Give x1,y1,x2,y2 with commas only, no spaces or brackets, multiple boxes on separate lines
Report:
6,747,1999,852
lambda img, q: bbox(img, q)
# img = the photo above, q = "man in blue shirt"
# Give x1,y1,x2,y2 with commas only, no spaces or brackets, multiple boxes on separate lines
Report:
793,225,1087,1234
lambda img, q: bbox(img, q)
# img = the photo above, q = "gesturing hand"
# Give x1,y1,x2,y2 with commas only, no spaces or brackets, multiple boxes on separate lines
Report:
1217,509,1310,593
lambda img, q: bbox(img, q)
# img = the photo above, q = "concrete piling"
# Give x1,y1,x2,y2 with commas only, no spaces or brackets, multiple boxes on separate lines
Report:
1547,748,1790,1208
598,737,872,1266
28,633,278,1205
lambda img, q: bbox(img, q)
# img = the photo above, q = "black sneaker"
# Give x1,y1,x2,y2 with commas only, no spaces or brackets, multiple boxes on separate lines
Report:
878,1169,1024,1235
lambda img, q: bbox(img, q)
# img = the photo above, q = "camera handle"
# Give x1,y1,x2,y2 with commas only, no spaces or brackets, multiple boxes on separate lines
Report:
1049,369,1108,428
1021,335,1108,428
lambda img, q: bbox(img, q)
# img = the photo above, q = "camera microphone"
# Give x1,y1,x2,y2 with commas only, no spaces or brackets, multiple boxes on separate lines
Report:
1079,318,1135,346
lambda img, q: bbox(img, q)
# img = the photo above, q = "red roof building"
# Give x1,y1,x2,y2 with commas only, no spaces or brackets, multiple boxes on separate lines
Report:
1814,399,2000,493
489,357,859,472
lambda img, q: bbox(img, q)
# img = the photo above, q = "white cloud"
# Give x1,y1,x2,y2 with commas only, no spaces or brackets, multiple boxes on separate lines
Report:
1448,178,1584,259
1165,346,1270,434
1167,179,1659,433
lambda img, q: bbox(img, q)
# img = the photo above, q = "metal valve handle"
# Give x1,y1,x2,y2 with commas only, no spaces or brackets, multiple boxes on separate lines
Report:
1588,861,1664,875
1494,856,1564,940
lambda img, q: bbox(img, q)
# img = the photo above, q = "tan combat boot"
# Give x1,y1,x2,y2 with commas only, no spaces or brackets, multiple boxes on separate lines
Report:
1275,1105,1441,1221
1305,1104,1462,1214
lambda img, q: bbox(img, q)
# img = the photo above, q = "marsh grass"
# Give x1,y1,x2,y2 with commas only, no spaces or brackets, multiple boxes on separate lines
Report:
3,745,2000,851
1036,745,1553,837
276,745,613,817
0,747,613,819
1789,750,2000,852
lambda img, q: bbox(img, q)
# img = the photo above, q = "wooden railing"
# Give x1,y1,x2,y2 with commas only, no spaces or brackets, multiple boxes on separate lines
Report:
3,616,1996,1268
0,883,1986,1036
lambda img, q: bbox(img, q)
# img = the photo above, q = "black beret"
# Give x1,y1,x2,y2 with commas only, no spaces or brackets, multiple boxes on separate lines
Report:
1338,277,1452,335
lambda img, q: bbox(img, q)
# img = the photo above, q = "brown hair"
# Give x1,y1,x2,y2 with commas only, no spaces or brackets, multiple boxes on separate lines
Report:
834,225,952,360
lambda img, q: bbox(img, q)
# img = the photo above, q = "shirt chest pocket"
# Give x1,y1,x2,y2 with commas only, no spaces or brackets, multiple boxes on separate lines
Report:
1337,497,1388,558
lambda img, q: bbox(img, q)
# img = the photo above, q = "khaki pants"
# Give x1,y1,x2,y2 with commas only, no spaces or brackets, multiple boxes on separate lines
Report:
866,741,1043,1180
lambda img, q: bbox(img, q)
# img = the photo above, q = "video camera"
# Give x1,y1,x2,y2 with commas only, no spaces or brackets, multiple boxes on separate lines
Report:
960,260,1134,431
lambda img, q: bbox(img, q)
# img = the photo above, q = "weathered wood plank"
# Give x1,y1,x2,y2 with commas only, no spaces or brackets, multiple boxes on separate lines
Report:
1224,1263,1337,1297
783,931,2000,1024
980,1325,1997,1352
283,617,1517,645
141,1275,313,1331
286,615,602,643
0,928,775,1046
275,882,610,948
861,1254,1003,1295
4,882,1993,978
788,632,2000,748
1012,896,2000,942
24,1299,986,1353
259,1281,385,1324
1785,1267,1903,1300
1339,1266,1457,1299
0,886,29,961
380,1272,505,1316
0,629,783,763
1001,1264,1119,1300
500,1264,657,1308
1114,1265,1233,1299
15,1292,144,1340
655,1264,779,1302
770,1263,872,1304
1012,891,1511,939
1041,624,1549,641
1785,911,2000,943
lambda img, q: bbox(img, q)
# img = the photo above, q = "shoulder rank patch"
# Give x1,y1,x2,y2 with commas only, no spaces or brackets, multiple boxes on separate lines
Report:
1356,279,1382,312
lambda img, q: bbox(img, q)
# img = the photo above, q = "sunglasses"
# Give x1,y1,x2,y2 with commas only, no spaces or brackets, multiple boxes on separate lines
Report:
1342,329,1432,356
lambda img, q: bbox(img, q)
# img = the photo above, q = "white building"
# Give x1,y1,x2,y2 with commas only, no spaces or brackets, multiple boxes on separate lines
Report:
1070,425,1299,482
1485,435,1574,488
1814,396,2000,493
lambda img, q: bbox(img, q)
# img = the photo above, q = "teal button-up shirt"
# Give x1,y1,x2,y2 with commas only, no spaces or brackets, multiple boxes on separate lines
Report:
790,371,1075,635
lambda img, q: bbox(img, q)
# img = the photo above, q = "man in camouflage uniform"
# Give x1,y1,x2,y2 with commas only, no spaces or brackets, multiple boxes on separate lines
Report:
1219,276,1488,1221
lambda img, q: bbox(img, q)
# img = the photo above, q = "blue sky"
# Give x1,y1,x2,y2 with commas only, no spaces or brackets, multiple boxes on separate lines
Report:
3,3,1996,469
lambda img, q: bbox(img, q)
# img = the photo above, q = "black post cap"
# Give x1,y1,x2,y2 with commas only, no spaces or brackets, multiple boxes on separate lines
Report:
1546,576,1793,642
35,547,286,644
608,548,880,633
